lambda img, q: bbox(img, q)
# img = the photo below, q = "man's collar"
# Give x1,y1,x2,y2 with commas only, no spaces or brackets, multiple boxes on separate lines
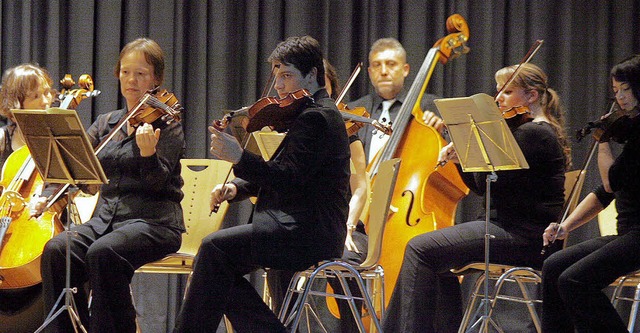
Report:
372,89,408,108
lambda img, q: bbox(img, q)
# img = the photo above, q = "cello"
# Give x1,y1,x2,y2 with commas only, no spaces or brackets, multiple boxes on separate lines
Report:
366,14,471,308
0,74,99,289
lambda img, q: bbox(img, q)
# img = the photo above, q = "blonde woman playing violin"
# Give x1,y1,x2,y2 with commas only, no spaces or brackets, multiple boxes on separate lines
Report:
383,63,571,333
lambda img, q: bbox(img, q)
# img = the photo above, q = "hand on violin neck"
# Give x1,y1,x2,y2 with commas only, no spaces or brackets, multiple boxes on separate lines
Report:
208,125,242,164
135,123,160,157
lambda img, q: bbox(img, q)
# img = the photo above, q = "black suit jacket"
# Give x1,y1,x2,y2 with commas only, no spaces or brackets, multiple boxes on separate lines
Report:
230,89,351,270
348,90,439,162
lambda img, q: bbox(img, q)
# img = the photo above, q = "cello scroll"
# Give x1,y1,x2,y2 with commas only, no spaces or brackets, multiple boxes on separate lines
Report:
58,74,101,110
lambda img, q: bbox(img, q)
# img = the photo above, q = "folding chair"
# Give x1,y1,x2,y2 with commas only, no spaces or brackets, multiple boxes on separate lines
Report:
135,159,233,331
278,158,401,333
452,169,585,333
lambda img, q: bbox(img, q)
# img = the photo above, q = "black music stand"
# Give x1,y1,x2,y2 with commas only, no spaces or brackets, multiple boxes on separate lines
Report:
11,107,107,333
435,93,528,333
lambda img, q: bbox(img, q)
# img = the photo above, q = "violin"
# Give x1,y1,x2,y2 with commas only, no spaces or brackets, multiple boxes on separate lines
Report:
45,88,184,208
128,89,183,128
338,102,392,137
502,105,534,129
214,89,313,133
331,63,392,137
576,102,640,143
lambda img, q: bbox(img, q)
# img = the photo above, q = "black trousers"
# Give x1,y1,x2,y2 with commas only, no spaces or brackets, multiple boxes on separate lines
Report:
40,219,181,333
267,228,368,333
542,229,640,333
381,220,545,333
174,224,287,333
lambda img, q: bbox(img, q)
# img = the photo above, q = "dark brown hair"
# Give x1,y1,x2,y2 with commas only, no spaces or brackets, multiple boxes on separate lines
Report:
610,54,640,102
268,36,325,87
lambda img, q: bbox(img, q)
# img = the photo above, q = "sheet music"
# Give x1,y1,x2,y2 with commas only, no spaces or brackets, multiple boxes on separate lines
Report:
435,93,528,172
11,107,107,184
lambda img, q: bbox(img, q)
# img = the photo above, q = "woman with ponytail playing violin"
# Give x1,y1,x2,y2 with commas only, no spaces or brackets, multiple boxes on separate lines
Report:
38,38,185,333
542,55,640,333
383,63,570,332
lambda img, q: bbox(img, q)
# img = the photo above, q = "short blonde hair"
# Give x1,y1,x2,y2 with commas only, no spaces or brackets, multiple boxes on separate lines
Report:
0,64,54,119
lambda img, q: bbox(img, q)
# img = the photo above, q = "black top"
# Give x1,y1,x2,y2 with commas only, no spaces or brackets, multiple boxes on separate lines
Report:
593,122,640,234
0,123,16,168
230,89,351,270
459,121,566,241
84,108,186,234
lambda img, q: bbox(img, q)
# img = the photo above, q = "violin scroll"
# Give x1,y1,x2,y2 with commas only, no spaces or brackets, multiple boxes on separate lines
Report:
338,104,392,137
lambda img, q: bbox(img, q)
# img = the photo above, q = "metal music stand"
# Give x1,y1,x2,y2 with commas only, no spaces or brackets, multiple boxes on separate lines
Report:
435,93,528,332
11,107,107,333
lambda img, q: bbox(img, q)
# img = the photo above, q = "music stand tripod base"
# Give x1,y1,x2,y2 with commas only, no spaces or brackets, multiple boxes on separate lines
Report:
34,188,87,333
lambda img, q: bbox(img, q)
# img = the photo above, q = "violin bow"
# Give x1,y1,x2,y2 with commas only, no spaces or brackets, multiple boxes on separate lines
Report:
211,65,282,215
261,65,279,98
335,62,362,105
494,40,544,101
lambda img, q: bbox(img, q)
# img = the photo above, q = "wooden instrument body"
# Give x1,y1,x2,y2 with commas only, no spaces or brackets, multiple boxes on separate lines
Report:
0,146,64,289
373,118,468,307
363,13,471,310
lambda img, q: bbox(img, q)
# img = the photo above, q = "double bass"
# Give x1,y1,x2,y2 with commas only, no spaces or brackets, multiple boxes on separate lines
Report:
366,14,471,308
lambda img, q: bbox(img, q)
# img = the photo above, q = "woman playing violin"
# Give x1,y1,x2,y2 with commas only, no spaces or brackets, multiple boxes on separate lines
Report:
0,64,55,167
383,63,571,332
542,54,640,333
38,38,185,333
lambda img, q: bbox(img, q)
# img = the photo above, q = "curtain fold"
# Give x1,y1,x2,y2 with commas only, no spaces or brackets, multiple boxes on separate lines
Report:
1,1,639,331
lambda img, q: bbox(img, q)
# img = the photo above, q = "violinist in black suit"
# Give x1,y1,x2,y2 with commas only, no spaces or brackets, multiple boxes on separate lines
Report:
173,35,351,333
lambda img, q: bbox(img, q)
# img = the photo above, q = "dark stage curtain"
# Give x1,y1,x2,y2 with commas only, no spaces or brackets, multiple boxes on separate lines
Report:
1,1,639,332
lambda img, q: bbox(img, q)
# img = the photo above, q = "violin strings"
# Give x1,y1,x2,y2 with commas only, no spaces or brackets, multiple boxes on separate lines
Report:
146,95,171,112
